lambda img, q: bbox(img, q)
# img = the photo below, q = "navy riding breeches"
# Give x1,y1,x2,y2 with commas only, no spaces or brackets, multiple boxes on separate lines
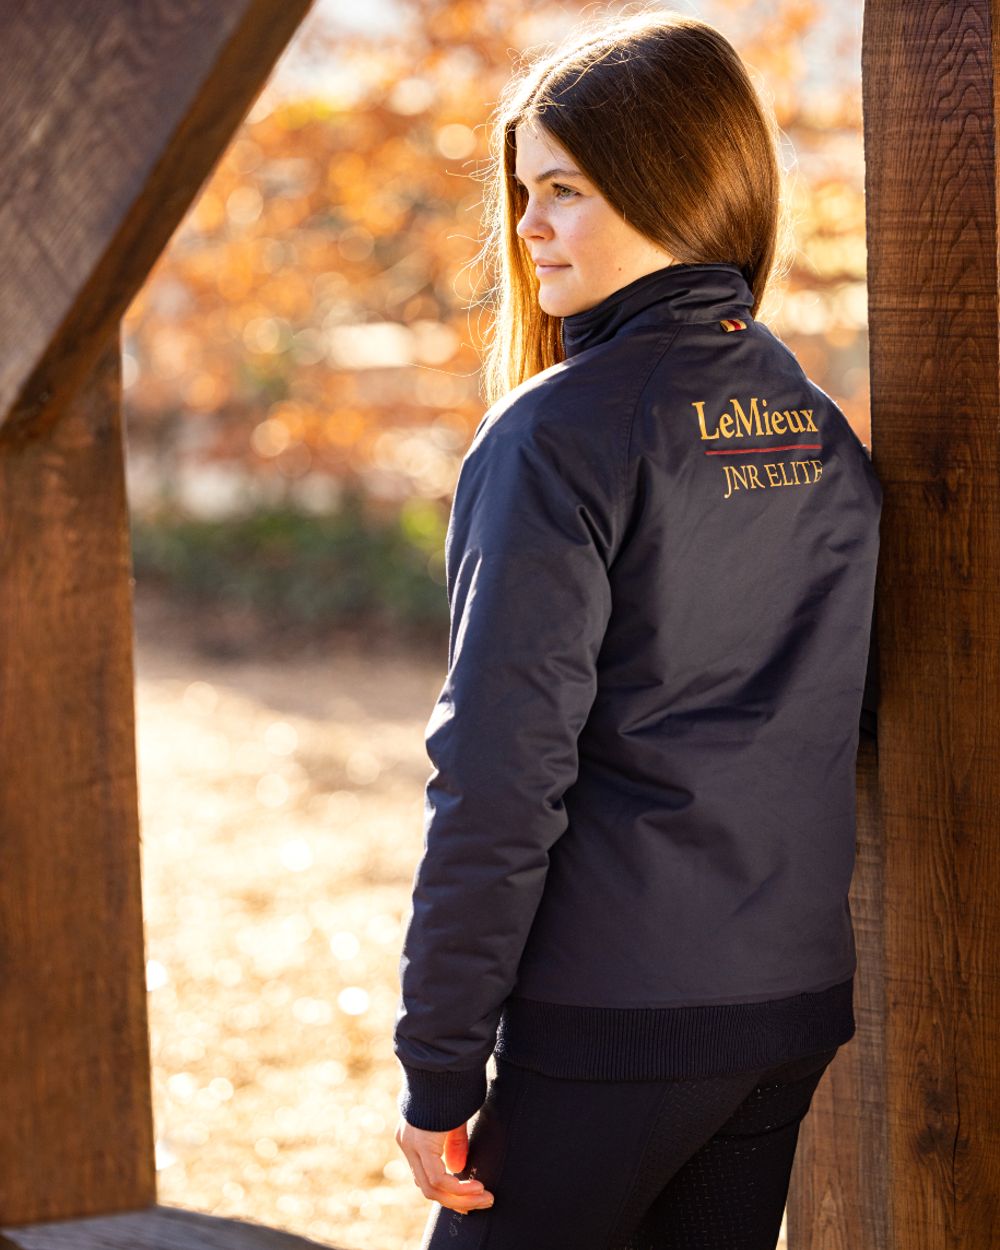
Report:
419,1045,840,1250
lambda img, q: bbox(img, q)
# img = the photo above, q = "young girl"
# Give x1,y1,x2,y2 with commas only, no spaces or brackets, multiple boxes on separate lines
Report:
393,8,881,1249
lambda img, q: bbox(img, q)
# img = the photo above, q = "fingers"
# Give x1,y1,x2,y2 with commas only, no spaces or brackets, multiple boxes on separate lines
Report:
423,1150,494,1207
443,1122,470,1174
396,1118,496,1213
416,1154,494,1212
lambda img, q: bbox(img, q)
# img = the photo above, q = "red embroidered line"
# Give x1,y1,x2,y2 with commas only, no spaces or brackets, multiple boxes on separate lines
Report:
704,443,823,455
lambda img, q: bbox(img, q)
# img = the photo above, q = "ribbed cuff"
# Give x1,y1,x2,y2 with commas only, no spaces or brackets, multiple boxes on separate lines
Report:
397,1061,488,1132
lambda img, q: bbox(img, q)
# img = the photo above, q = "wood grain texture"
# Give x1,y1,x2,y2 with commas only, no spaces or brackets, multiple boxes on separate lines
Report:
0,0,319,1226
0,333,156,1223
0,0,316,445
0,1204,342,1249
791,0,1000,1245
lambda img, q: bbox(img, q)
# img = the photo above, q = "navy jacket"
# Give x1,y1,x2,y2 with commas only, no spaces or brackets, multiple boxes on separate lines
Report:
394,261,882,1132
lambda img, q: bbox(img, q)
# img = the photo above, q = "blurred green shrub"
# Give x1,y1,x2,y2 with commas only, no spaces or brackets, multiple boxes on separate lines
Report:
129,488,450,648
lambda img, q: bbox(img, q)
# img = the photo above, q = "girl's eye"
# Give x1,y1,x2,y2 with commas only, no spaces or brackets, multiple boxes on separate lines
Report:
552,184,577,200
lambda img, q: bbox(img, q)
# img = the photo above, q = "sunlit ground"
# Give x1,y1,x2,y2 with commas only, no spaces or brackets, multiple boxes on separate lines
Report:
134,583,788,1250
135,584,448,1249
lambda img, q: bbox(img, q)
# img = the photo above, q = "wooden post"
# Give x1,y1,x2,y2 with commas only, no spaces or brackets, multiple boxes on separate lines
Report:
0,333,156,1222
788,2,1000,1245
0,0,315,1225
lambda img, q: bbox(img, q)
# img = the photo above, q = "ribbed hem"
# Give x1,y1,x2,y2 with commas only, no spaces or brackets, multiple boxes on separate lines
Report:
397,1061,487,1132
494,976,855,1080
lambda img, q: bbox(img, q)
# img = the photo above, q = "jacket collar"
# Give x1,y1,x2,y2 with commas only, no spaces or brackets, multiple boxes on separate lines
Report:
560,261,754,359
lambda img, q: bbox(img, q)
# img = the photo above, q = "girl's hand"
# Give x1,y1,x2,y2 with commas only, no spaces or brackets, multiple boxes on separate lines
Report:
395,1116,496,1213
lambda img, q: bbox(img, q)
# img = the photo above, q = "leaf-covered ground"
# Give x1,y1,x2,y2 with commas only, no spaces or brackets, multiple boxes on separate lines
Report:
135,585,448,1249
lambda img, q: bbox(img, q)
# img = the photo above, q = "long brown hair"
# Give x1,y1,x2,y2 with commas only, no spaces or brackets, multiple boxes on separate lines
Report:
476,5,794,407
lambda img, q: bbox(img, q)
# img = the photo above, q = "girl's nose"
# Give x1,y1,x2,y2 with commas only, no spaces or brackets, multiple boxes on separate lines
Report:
516,201,547,240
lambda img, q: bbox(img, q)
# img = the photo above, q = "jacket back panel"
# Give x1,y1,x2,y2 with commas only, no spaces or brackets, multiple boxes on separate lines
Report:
511,318,882,1008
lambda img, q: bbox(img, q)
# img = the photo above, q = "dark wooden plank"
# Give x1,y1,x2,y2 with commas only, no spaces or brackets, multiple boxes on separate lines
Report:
791,1,1000,1245
1,1204,342,1249
865,0,1000,1244
0,0,316,443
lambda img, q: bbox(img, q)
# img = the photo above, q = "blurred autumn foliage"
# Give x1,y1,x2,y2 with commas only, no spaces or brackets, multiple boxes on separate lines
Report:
124,0,867,642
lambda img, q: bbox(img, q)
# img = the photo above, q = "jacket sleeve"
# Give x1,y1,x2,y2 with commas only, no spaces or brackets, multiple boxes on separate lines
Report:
393,404,620,1131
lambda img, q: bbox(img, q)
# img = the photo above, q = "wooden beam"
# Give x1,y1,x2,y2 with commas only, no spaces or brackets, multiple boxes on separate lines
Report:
0,0,316,444
0,333,154,1223
788,1,1000,1244
1,1203,343,1249
0,0,315,1225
